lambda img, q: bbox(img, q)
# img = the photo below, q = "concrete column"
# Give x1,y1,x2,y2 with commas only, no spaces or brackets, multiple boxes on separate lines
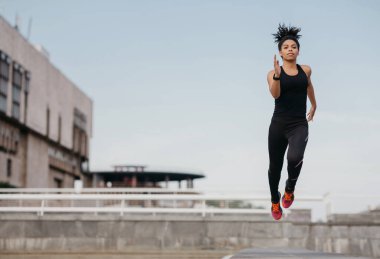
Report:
123,176,129,186
165,175,169,188
178,180,181,189
131,175,137,187
92,174,97,187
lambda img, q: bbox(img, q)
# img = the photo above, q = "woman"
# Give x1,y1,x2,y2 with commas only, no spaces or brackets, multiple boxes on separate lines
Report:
266,24,317,220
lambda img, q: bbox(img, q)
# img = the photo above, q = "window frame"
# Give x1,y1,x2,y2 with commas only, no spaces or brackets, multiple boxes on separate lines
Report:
0,51,11,114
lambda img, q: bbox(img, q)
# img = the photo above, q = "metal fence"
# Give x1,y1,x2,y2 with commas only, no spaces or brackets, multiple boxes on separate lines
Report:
1,188,379,221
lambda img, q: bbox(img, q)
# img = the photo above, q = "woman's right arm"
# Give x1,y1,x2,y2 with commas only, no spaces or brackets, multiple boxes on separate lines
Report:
267,55,281,99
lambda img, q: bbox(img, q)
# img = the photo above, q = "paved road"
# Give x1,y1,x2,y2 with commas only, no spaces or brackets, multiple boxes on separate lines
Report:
225,248,369,259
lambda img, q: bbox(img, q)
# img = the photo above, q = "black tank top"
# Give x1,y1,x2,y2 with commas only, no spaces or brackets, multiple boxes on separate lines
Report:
273,64,308,118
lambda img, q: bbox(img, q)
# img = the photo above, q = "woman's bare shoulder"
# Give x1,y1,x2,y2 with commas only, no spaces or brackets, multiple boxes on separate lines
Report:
300,64,312,76
267,69,275,76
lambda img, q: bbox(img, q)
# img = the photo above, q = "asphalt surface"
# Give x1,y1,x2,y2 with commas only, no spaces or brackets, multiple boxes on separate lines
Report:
225,248,369,259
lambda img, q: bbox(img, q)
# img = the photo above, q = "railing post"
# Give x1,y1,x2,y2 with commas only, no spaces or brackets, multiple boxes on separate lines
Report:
95,199,99,216
202,199,206,217
323,192,332,220
40,200,45,216
120,199,125,216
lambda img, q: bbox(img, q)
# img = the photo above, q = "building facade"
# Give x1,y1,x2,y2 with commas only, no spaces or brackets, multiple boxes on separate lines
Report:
0,16,93,188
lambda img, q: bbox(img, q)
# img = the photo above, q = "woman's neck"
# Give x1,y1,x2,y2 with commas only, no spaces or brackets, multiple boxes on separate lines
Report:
282,60,297,69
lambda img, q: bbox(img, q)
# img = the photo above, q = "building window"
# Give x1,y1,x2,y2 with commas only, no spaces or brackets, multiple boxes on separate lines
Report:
0,52,10,113
0,127,3,149
54,178,62,188
0,75,8,113
24,71,30,93
74,108,86,130
12,85,21,118
11,62,23,120
73,108,88,158
6,158,12,177
24,71,30,123
0,78,7,112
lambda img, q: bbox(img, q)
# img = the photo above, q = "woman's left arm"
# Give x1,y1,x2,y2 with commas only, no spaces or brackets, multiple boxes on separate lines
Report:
303,65,317,122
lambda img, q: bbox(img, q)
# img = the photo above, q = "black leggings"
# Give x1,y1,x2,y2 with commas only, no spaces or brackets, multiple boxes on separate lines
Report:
268,116,309,203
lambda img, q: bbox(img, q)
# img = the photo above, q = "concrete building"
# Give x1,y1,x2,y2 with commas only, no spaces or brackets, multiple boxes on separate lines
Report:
0,16,93,188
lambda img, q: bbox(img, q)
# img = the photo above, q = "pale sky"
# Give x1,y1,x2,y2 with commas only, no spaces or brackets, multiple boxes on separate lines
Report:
1,0,379,217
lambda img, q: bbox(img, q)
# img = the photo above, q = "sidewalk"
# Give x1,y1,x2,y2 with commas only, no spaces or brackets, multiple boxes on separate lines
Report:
224,248,369,259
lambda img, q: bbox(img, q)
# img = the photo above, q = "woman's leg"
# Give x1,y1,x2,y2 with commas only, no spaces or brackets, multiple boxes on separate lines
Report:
268,120,288,203
285,122,308,193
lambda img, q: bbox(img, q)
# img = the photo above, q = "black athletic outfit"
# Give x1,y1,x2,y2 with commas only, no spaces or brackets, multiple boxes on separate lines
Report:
268,64,309,203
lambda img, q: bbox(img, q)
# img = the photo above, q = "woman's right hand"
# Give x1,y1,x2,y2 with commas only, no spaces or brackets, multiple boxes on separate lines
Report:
274,54,281,77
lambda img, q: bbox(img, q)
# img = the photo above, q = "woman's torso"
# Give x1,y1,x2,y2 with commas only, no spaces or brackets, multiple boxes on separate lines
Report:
273,64,308,118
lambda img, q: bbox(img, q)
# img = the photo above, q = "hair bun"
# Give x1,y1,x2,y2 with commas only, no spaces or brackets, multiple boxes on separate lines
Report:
272,23,302,43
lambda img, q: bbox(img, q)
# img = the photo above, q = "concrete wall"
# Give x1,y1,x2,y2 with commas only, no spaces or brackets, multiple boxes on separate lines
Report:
0,214,378,258
0,16,93,147
0,15,93,187
0,127,24,186
25,134,49,187
306,223,380,258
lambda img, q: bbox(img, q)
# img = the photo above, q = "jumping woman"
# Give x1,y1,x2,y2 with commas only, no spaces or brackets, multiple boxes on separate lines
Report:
267,24,317,220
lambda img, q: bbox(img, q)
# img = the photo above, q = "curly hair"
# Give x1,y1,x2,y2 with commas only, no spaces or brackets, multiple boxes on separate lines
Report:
272,23,302,50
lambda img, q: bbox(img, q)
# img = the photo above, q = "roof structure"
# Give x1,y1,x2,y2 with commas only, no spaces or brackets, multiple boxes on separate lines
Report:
89,165,205,182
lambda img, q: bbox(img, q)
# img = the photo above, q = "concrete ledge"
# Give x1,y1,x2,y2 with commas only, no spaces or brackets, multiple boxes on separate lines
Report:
230,247,370,258
0,213,379,258
0,213,279,222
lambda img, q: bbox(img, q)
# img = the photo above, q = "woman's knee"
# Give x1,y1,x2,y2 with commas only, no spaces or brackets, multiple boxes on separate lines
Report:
287,154,303,167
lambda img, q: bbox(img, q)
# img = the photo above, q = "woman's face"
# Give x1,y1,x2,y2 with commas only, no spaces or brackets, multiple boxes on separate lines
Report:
279,39,299,61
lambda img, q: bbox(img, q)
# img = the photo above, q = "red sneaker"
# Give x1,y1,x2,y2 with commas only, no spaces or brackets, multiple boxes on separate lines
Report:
282,191,294,208
271,192,283,220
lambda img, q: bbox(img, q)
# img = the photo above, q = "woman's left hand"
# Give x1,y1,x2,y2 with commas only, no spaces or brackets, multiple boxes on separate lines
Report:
307,106,316,122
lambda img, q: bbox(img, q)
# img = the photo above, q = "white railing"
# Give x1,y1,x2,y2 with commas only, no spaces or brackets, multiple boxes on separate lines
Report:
0,188,378,220
0,188,325,217
0,187,197,193
0,187,271,194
